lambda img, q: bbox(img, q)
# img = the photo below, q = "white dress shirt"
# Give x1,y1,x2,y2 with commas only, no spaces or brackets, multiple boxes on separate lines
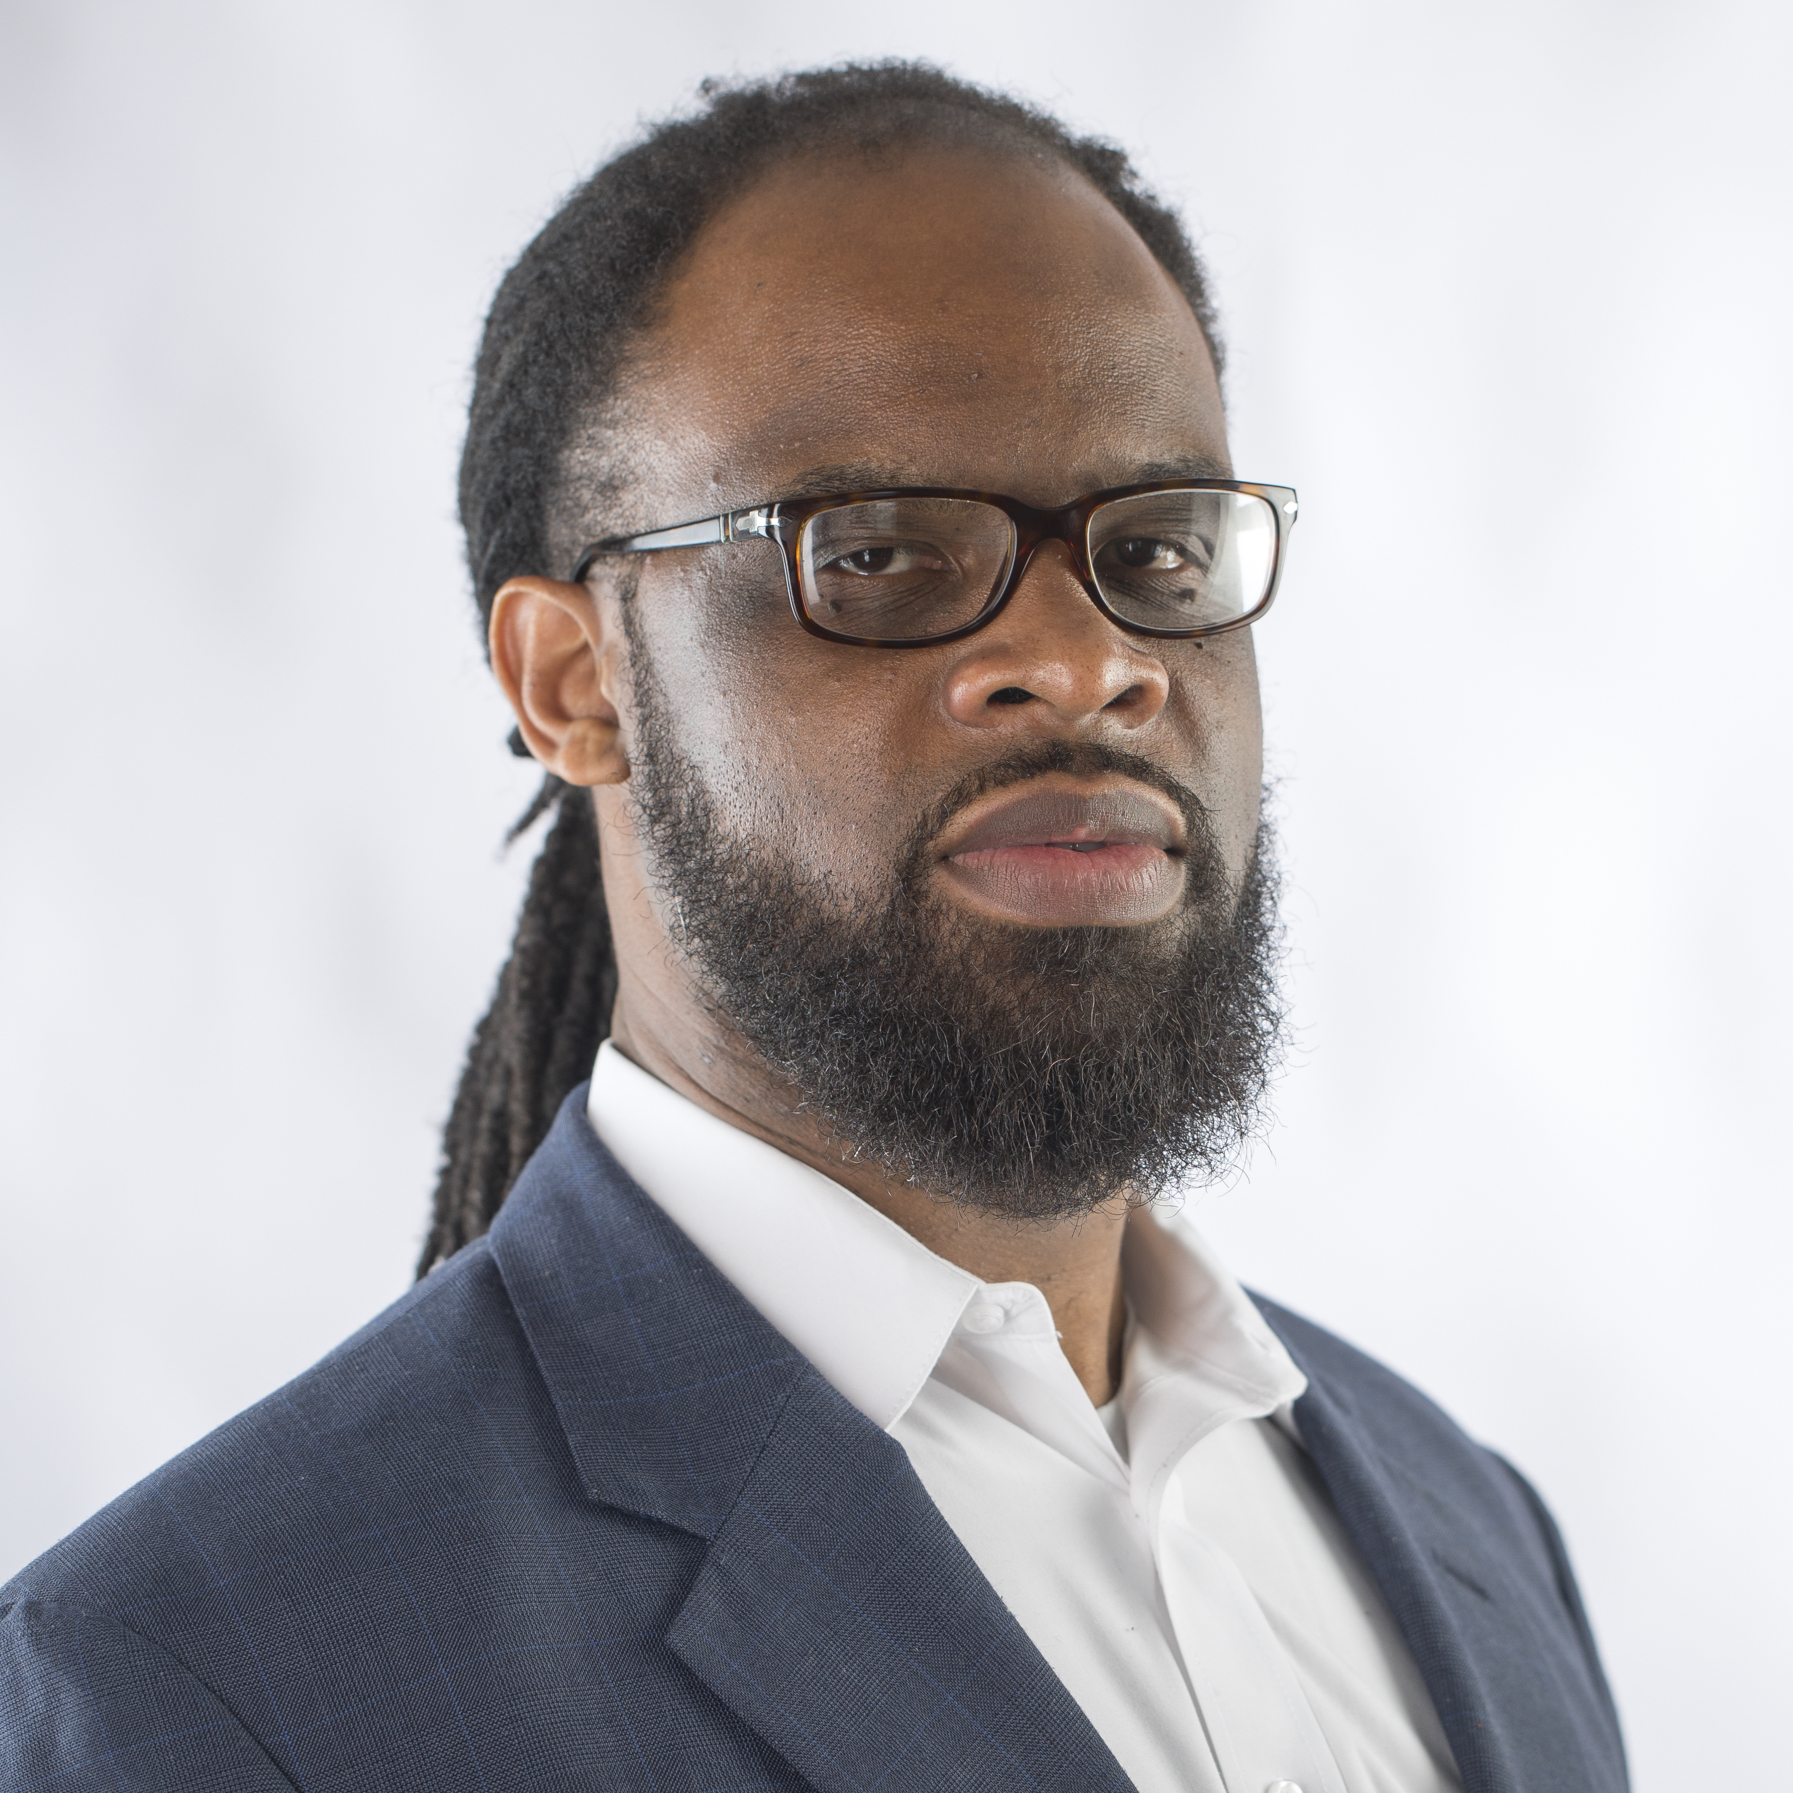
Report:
588,1042,1461,1793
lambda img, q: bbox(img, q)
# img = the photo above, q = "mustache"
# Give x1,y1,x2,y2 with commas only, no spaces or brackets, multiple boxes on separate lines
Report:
898,739,1216,886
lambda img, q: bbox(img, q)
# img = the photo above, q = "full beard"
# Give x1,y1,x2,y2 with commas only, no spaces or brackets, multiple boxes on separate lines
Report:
624,647,1287,1221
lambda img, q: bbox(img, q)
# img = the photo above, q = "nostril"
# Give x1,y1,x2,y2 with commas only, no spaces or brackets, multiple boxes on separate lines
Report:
989,686,1033,706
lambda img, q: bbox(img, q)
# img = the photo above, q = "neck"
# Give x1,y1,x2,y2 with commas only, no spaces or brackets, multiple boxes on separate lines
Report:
606,975,1128,1405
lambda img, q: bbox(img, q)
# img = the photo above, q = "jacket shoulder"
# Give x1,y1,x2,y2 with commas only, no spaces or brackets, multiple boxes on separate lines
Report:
1,1595,301,1790
1,1239,553,1622
0,1200,791,1793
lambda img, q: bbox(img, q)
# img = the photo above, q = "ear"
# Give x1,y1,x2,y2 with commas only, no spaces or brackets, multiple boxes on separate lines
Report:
489,575,630,786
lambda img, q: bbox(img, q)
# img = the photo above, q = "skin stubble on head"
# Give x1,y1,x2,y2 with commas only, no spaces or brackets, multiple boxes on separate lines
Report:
489,145,1274,1405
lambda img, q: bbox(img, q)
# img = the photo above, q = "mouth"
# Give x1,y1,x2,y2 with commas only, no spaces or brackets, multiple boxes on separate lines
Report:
933,776,1189,928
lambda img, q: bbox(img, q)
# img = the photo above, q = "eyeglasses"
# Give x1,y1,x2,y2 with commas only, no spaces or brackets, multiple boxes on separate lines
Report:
572,479,1298,648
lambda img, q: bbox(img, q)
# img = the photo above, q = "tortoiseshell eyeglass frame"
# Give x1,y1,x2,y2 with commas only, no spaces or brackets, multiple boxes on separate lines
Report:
570,479,1299,649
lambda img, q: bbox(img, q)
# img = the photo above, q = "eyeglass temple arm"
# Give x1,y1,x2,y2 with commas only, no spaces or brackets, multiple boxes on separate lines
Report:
573,507,775,582
595,506,775,556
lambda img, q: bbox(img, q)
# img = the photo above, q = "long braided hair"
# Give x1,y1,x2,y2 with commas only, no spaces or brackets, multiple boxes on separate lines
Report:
419,61,1227,1275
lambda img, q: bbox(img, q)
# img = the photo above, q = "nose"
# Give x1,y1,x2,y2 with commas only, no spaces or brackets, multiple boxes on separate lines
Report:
940,541,1171,732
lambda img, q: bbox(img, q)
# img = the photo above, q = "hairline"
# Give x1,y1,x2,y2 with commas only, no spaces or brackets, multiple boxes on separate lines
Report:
549,139,1226,575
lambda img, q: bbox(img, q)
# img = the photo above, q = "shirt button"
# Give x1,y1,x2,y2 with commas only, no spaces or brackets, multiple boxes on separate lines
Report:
1265,1782,1304,1793
960,1301,1006,1334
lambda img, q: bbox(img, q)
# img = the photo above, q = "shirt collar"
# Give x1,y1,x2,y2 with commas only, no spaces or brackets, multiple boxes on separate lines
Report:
587,1041,978,1428
585,1040,1306,1464
1119,1205,1308,1522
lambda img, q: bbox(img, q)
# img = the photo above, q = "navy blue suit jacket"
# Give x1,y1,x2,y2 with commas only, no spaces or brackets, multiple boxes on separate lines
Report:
2,1091,1627,1792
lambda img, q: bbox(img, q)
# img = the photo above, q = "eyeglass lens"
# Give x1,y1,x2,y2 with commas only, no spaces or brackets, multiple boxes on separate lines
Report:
795,490,1277,641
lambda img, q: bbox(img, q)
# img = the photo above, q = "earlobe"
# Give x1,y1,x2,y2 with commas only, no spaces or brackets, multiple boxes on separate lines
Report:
489,576,630,787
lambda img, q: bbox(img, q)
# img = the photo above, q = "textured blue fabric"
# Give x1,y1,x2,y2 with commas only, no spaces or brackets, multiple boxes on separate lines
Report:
1263,1303,1627,1792
2,1089,1626,1792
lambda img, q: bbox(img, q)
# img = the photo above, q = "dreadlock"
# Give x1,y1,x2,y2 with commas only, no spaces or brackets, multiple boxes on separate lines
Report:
419,59,1226,1275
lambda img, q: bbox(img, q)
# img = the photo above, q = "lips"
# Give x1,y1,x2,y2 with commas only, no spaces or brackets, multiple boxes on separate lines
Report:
934,780,1188,927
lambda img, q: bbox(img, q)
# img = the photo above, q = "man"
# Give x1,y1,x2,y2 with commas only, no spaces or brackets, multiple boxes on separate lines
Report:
0,65,1626,1793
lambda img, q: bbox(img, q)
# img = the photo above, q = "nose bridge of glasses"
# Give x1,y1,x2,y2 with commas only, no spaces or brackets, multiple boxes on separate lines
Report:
1008,501,1103,607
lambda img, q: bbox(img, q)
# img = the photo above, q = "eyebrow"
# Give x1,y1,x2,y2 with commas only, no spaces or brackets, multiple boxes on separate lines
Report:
775,453,1235,501
772,463,915,501
1132,454,1234,482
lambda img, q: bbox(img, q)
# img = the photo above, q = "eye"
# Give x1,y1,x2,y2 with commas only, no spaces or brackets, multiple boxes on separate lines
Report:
1109,536,1191,572
824,542,951,577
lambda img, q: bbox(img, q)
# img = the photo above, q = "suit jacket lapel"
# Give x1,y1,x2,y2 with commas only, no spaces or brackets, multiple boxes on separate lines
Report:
668,1369,1129,1793
1257,1297,1628,1793
488,1089,809,1538
491,1091,1130,1793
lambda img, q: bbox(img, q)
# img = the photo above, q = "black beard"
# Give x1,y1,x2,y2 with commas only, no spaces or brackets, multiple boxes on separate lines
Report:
624,644,1287,1221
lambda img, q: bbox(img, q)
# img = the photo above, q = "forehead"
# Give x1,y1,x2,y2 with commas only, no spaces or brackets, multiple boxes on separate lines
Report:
615,144,1228,514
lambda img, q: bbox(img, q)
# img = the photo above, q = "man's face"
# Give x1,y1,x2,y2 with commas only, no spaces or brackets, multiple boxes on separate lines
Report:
585,145,1279,1210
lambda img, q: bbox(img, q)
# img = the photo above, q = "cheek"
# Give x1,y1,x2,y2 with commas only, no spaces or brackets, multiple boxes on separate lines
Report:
1165,634,1264,872
630,557,925,890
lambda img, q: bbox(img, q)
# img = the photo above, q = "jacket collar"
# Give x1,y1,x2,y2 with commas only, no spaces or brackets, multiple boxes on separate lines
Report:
487,1085,809,1537
488,1089,1131,1792
1258,1297,1627,1793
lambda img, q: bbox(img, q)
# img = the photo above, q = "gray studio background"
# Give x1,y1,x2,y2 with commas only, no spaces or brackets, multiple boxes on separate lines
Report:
3,2,1788,1785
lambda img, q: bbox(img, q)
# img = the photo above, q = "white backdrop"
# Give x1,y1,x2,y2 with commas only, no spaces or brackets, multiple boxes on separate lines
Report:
2,3,1788,1785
